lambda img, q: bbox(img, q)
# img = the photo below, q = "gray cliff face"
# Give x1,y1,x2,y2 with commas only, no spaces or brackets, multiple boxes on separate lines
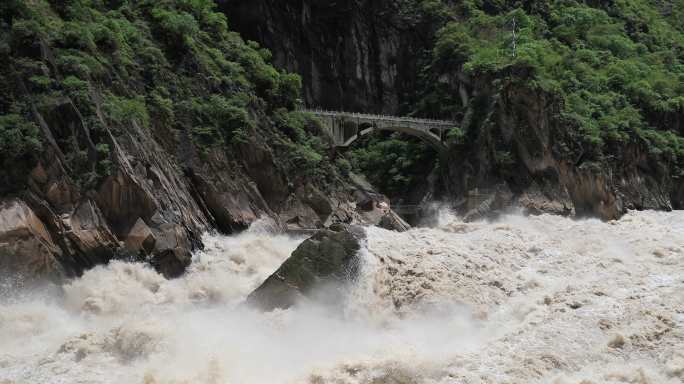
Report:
222,0,433,113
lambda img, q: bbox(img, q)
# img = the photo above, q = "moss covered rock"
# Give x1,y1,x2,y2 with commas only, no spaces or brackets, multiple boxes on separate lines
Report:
247,224,365,311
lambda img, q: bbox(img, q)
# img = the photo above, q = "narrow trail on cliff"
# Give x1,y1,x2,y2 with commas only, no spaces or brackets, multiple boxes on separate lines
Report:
1,211,683,383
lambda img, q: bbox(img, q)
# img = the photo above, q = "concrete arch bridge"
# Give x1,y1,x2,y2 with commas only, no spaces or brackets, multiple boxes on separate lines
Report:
304,109,457,152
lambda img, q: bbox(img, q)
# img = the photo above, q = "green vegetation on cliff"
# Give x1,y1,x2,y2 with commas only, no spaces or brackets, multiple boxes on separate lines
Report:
348,134,437,200
422,0,684,171
0,0,334,194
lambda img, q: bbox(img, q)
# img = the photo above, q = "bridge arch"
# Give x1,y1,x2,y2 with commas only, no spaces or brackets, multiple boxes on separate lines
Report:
306,109,455,153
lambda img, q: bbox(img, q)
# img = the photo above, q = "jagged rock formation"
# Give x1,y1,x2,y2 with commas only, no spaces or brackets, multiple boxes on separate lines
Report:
0,199,65,281
2,0,681,281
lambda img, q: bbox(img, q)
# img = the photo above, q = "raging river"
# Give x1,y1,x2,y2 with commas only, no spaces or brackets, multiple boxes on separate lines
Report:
1,210,683,383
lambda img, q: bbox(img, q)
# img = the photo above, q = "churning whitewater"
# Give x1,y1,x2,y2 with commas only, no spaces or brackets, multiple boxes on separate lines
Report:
1,211,683,384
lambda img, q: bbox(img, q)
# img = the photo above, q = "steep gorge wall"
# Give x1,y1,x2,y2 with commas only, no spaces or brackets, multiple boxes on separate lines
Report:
221,0,434,113
224,1,683,220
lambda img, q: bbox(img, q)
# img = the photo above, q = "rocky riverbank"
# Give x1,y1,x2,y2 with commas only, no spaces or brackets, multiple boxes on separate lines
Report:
0,1,405,281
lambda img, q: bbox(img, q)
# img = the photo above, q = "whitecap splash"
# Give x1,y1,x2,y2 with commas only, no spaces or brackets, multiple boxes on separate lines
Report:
0,210,682,383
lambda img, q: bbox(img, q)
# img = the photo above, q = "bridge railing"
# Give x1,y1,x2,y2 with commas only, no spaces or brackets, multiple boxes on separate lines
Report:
306,110,452,125
303,108,455,127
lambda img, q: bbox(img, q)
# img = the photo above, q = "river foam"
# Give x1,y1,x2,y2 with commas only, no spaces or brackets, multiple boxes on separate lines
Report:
1,211,683,383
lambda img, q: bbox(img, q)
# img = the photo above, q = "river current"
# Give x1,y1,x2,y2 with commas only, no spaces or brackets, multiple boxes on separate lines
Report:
1,210,683,383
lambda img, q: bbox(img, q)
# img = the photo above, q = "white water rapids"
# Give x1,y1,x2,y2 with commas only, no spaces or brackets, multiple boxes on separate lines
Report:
1,210,683,383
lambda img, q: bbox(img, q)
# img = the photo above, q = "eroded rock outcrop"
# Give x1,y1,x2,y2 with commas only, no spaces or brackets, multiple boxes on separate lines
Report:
447,81,676,220
247,224,365,311
1,111,398,281
0,199,64,280
124,218,155,254
18,109,209,278
150,222,193,278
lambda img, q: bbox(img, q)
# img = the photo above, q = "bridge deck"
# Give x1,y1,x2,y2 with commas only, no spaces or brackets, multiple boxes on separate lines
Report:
304,109,454,127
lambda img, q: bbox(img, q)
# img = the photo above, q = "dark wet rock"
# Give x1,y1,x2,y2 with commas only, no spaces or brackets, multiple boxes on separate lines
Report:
150,223,193,278
96,171,158,238
185,167,263,234
297,184,334,221
281,195,324,230
65,199,119,262
379,210,411,232
673,178,684,210
247,225,365,311
357,195,376,212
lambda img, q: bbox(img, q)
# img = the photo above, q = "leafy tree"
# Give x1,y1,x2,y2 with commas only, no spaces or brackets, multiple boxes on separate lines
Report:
348,132,437,199
0,113,42,160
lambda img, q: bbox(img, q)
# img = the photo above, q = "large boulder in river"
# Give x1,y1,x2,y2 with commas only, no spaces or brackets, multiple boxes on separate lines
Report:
124,218,156,254
150,222,194,279
247,224,365,311
0,199,64,281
